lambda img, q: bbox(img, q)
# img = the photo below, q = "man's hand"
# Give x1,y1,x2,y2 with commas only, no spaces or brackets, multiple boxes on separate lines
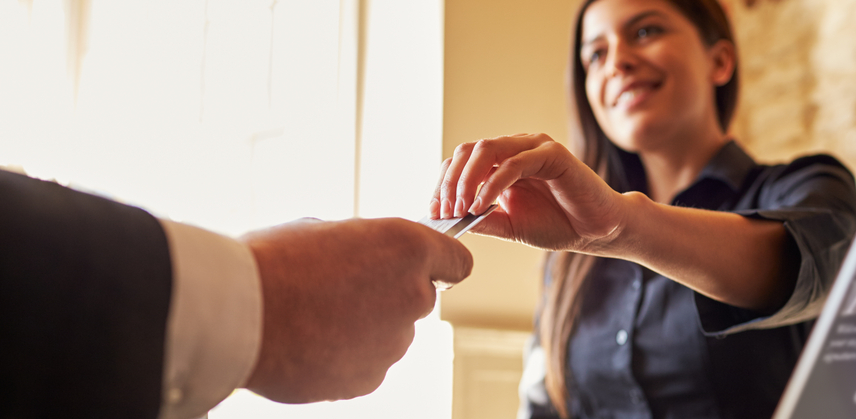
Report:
240,217,473,403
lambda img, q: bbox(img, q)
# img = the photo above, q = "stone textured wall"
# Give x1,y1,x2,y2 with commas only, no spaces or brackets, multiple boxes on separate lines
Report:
721,0,856,169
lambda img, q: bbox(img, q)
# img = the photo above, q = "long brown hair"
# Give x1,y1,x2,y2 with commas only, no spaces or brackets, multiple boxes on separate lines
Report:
539,0,739,416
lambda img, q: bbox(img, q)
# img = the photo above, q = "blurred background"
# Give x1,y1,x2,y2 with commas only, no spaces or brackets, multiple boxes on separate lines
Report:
1,0,855,418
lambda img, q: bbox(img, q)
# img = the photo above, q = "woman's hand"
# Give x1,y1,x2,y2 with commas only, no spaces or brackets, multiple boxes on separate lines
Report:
429,133,626,253
429,134,798,313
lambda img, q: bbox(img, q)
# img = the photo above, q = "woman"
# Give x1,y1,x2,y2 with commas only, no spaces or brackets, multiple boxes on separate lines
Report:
429,0,856,418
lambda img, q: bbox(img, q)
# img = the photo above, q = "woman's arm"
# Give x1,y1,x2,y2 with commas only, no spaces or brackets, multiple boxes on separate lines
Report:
611,193,796,313
431,133,800,313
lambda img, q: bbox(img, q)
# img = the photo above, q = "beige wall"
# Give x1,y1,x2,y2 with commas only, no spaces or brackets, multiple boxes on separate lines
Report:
723,0,856,168
440,0,581,332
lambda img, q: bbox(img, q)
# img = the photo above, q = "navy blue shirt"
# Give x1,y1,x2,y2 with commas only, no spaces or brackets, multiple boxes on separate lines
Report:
519,141,856,419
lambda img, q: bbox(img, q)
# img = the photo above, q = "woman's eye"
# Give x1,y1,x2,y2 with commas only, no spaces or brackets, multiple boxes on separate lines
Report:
636,25,662,39
587,49,603,67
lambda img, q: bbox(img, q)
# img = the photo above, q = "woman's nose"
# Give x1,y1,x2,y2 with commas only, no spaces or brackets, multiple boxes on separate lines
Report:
605,41,637,77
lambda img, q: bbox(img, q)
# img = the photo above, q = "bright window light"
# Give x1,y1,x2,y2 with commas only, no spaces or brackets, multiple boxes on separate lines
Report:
0,0,451,418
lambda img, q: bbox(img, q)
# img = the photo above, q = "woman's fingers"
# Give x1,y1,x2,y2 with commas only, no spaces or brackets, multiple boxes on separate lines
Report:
429,158,452,219
440,143,476,218
466,207,513,238
453,134,558,216
468,138,571,214
428,134,619,251
433,133,568,219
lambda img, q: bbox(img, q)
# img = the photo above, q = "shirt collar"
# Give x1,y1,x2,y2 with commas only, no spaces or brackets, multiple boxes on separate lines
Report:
695,140,757,192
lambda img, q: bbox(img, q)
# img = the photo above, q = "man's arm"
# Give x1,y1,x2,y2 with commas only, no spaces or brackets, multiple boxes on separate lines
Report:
0,170,172,418
0,170,474,418
241,217,473,403
161,217,473,416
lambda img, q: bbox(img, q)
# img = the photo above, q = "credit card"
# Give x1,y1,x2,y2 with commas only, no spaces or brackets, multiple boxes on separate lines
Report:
418,204,498,239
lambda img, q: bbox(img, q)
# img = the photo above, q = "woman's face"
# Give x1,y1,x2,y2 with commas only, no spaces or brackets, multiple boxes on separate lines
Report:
579,0,731,153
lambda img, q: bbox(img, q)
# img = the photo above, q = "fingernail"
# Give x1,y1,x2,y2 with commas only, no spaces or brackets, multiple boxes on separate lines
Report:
441,198,452,219
428,198,440,219
469,196,482,214
454,198,465,218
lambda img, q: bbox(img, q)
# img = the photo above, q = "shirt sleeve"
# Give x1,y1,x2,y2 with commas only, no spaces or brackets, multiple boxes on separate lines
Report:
156,220,263,419
695,156,856,336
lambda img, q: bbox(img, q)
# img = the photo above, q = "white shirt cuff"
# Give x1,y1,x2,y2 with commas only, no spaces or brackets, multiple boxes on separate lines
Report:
156,219,263,419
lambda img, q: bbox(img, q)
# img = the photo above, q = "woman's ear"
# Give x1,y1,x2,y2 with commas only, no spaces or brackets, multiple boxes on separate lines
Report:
709,39,736,87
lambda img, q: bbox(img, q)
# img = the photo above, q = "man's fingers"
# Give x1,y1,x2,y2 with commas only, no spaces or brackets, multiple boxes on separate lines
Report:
423,231,474,287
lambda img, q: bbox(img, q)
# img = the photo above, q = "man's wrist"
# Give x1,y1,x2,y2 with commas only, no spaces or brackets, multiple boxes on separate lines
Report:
157,220,263,419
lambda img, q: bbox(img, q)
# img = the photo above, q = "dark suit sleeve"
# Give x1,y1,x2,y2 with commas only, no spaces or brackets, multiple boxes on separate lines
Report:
0,170,172,418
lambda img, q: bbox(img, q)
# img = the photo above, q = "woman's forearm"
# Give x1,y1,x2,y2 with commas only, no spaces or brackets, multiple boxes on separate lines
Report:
599,191,797,313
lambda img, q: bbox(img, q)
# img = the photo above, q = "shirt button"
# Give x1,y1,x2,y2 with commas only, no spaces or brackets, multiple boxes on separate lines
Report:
616,329,628,345
632,280,641,290
630,388,645,404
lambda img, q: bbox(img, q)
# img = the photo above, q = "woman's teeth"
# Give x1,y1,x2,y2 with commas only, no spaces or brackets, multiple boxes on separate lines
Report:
616,87,646,107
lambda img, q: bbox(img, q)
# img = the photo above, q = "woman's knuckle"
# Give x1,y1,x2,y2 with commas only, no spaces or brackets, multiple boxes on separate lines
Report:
453,142,474,157
533,133,554,143
505,155,525,171
472,138,491,152
457,172,471,186
440,177,457,193
542,141,564,153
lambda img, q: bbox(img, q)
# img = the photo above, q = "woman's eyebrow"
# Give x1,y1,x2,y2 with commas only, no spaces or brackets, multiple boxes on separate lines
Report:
581,34,604,50
623,10,667,30
581,9,668,49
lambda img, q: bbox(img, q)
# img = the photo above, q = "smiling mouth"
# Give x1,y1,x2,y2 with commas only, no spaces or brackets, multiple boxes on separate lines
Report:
613,82,662,109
